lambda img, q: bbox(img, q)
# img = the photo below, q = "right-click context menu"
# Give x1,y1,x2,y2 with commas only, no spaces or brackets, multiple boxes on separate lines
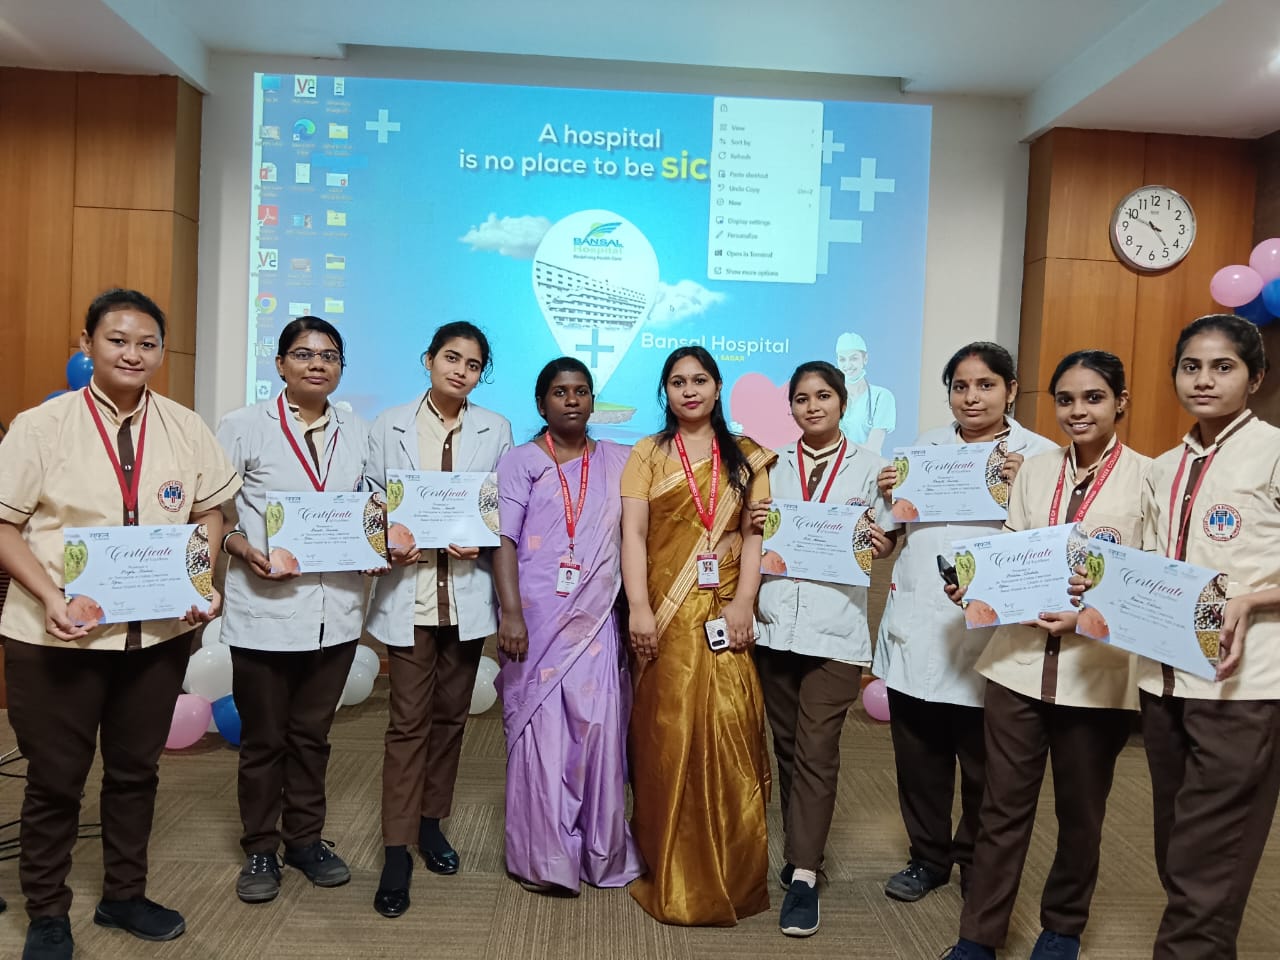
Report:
708,97,824,285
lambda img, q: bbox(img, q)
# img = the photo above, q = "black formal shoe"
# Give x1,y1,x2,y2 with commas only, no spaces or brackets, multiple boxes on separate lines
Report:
23,916,72,960
374,851,413,919
420,845,460,875
285,839,351,888
93,896,186,941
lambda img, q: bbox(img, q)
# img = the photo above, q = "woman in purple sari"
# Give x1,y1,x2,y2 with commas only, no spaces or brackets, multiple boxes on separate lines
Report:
493,357,643,894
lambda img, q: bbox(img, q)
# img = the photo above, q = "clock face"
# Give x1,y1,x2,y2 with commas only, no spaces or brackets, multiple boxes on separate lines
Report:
1111,185,1196,271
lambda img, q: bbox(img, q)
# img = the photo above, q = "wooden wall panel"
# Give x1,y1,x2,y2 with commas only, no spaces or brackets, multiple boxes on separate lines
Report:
174,81,203,223
70,208,177,344
74,74,180,212
0,69,77,427
169,214,199,355
1041,128,1146,263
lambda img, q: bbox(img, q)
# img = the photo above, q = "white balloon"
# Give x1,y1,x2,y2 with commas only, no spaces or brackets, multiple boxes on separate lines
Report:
469,657,499,715
200,617,223,648
186,645,234,702
352,644,380,674
475,655,500,686
341,663,375,707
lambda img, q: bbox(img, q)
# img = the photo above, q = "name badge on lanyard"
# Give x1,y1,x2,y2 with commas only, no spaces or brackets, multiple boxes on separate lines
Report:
674,433,721,589
84,389,150,526
546,432,590,597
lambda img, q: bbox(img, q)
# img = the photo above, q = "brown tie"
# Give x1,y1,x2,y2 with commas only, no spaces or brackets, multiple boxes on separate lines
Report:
117,416,142,650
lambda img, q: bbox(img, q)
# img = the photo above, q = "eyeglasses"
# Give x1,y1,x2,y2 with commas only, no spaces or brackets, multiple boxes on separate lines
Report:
285,349,343,365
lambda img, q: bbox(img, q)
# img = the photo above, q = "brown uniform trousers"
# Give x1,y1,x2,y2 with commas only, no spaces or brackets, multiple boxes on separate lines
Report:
381,625,483,845
231,637,357,854
887,687,987,879
959,682,1130,947
1141,691,1280,960
4,634,189,918
754,647,861,870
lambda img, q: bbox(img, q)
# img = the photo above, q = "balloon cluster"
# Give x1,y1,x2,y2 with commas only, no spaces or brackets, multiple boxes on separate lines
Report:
165,618,382,750
1209,239,1280,326
44,352,94,404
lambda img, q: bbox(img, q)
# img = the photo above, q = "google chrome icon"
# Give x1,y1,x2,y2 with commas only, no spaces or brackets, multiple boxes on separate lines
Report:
256,294,278,314
292,118,316,141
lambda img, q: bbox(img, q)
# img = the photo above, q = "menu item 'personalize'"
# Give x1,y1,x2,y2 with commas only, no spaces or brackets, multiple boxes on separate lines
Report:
63,523,214,624
760,499,872,586
385,470,501,549
892,441,1007,523
265,490,389,573
1073,539,1225,681
951,523,1079,628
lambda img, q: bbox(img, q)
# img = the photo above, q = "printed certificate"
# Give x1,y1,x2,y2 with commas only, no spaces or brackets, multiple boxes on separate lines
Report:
265,490,389,573
385,470,501,550
760,499,874,587
62,523,213,624
891,441,1009,523
1074,540,1224,681
951,523,1080,629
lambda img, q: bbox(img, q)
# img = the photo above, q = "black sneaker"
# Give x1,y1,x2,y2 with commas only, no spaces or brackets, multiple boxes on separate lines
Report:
779,879,819,937
93,897,186,941
236,851,282,903
23,916,72,960
1030,930,1080,959
778,862,794,889
284,839,351,887
937,940,997,959
884,859,949,902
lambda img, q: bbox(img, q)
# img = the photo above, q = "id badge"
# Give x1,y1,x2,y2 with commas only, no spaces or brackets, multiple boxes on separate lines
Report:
696,553,720,589
556,559,582,597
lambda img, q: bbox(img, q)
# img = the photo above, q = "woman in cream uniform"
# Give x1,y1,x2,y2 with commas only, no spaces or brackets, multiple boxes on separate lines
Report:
364,321,512,919
940,351,1145,960
752,361,897,938
218,317,374,905
873,342,1056,903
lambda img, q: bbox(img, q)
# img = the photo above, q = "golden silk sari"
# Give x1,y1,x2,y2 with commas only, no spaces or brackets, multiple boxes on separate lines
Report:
628,437,775,926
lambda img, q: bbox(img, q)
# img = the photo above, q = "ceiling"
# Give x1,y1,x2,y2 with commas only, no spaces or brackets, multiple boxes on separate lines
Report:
1,0,1278,140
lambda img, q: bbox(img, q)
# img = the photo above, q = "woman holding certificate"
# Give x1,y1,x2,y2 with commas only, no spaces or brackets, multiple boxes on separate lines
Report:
751,361,897,937
0,289,240,958
874,342,1056,904
492,357,643,895
365,321,512,919
1132,315,1280,959
620,345,775,925
217,317,374,904
940,351,1146,960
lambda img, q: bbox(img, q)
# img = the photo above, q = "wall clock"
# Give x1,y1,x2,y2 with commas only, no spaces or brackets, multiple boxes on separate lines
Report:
1110,185,1195,271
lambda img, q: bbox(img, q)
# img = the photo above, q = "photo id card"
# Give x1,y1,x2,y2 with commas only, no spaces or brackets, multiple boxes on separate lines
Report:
696,553,720,589
556,559,582,597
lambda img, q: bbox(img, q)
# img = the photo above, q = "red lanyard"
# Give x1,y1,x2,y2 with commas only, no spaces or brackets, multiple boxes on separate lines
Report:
277,392,339,492
1048,441,1124,525
1166,445,1218,560
796,438,847,503
674,433,719,549
544,432,590,558
84,388,149,525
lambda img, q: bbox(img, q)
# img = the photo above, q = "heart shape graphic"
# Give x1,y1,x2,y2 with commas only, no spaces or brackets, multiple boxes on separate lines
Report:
729,373,799,451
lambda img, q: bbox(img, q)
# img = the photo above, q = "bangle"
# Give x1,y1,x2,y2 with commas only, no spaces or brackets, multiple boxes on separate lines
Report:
222,529,247,552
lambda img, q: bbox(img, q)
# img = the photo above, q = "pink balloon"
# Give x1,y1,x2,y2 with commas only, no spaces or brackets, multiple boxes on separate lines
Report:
863,678,891,723
167,694,212,749
1210,265,1264,309
1250,239,1280,284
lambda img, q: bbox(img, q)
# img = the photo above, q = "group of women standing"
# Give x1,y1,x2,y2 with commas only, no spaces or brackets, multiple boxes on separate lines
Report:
0,289,1277,960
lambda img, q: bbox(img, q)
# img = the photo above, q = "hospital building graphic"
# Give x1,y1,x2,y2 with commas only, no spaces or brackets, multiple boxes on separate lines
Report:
533,260,648,331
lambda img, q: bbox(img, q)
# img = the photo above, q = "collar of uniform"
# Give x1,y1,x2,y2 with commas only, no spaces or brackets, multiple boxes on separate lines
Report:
799,432,846,462
284,394,331,432
422,390,467,427
1067,433,1119,478
1182,408,1255,455
951,418,1013,443
87,381,149,426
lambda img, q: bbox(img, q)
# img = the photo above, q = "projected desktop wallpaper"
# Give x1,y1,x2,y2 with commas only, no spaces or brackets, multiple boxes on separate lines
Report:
249,73,931,450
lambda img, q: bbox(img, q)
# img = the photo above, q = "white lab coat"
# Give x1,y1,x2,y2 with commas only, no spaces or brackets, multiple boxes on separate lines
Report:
872,420,1058,707
363,393,512,646
757,439,897,664
217,395,372,651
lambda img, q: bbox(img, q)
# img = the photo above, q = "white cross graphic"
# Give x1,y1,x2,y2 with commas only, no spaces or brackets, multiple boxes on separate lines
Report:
365,109,401,143
840,157,896,212
820,130,845,165
816,185,862,275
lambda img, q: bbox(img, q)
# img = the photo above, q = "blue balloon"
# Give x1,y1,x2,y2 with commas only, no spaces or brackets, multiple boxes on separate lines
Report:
43,390,68,403
65,352,93,390
1262,278,1280,321
1236,294,1275,326
211,694,241,747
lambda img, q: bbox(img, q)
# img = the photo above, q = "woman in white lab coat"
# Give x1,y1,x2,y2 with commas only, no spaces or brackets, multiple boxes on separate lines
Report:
872,342,1056,903
218,316,375,904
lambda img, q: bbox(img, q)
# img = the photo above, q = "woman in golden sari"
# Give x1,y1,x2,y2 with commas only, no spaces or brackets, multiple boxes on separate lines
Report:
620,345,776,926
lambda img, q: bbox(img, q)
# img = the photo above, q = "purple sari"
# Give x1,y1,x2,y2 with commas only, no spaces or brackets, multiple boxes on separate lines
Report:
495,439,643,890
